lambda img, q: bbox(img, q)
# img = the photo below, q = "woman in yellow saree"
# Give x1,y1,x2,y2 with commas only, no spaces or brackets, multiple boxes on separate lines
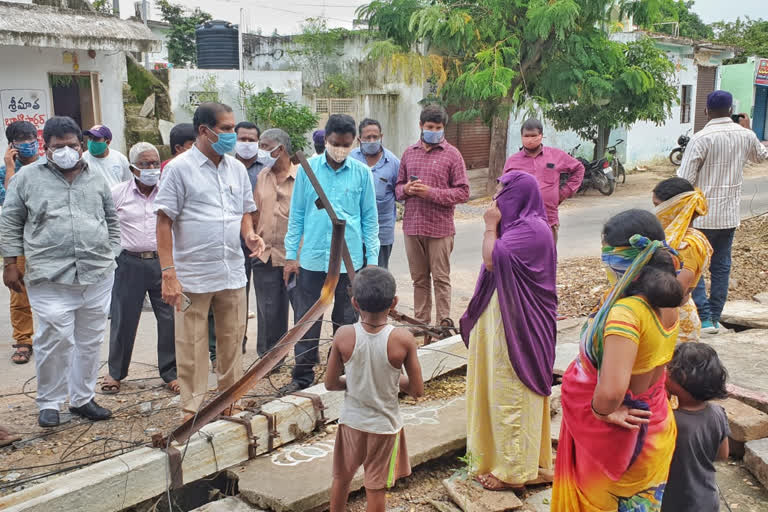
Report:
552,210,684,511
652,178,713,342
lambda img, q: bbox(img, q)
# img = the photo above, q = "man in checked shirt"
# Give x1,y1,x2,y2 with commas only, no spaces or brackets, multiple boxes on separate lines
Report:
396,104,470,329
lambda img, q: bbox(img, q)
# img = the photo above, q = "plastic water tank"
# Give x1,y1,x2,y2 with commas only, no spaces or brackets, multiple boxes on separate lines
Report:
196,20,239,69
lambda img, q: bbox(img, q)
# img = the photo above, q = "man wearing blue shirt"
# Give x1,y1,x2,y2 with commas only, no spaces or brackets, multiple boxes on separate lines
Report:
349,118,400,269
283,114,379,391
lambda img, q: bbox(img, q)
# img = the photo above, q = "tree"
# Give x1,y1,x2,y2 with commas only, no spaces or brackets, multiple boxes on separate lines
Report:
242,88,319,153
712,17,768,63
358,0,679,191
545,37,677,159
621,0,713,40
289,18,349,90
157,0,212,68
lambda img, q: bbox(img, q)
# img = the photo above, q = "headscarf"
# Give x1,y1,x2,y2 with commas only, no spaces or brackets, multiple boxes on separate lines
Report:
654,189,712,276
584,235,679,370
459,171,558,397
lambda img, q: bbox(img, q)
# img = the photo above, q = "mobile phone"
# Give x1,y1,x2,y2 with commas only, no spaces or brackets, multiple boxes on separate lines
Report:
731,113,745,123
409,175,419,182
286,274,297,291
180,293,192,312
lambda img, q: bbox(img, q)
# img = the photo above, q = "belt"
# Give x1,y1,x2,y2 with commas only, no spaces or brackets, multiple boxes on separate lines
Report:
123,250,159,259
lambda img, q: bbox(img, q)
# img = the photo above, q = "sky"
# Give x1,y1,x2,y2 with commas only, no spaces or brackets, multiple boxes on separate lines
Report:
119,0,764,36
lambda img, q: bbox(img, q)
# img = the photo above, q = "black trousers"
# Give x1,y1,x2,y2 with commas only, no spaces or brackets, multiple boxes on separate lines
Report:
251,257,294,357
109,251,176,383
291,269,357,388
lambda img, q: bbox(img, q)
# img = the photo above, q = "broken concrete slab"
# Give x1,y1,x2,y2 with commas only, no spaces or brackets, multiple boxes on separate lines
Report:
236,397,467,512
720,301,768,329
522,487,552,512
703,330,768,401
715,398,768,442
554,343,579,376
428,499,463,512
190,496,263,511
442,473,522,512
745,438,768,490
754,293,768,305
1,336,467,512
727,384,768,416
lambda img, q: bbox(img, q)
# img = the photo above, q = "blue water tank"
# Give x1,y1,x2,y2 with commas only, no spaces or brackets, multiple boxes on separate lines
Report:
196,20,239,69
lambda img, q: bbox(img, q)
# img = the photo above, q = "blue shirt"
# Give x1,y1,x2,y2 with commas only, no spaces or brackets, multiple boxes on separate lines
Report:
285,153,379,272
0,156,43,205
349,147,400,246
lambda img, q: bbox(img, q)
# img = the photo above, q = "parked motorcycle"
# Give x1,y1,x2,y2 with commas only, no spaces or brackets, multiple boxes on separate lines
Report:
606,139,626,184
669,129,691,166
562,144,616,196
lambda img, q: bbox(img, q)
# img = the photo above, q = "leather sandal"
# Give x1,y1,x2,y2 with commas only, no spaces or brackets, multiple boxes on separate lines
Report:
11,344,32,364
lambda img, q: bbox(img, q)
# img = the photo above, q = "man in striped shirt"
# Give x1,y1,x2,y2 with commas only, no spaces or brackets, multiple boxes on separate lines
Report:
677,90,768,333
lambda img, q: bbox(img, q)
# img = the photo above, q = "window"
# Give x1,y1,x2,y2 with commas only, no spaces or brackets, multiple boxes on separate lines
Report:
680,85,692,124
187,91,219,106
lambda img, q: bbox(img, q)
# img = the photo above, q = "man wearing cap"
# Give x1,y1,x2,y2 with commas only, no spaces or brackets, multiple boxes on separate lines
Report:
312,130,325,156
83,125,132,188
678,90,768,334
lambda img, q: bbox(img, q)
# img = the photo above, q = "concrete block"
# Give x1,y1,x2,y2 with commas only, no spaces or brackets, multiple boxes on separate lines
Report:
442,474,523,511
754,293,768,305
522,488,552,512
704,330,768,401
715,398,768,442
720,301,768,329
745,438,768,490
190,496,263,511
553,343,579,376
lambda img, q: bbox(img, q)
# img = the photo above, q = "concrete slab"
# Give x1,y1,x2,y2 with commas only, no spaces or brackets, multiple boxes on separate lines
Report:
754,293,768,305
554,343,579,376
442,473,523,511
190,496,263,511
721,301,768,329
235,397,467,512
521,488,552,512
703,330,768,399
745,438,768,491
715,398,768,443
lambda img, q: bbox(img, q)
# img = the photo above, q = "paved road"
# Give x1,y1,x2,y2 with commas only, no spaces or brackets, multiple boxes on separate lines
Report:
2,175,767,394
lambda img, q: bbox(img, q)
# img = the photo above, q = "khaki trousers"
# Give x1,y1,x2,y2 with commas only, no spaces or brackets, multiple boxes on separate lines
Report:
175,287,245,413
10,256,34,346
403,235,454,325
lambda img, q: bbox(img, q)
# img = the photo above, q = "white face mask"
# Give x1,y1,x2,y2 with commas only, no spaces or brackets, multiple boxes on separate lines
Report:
236,141,260,160
258,145,282,169
49,146,81,171
138,168,160,186
327,144,352,163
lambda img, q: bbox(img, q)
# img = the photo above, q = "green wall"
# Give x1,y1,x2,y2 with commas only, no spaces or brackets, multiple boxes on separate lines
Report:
721,58,756,115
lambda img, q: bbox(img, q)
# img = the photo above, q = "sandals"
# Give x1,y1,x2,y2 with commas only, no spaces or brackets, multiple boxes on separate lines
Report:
0,425,21,448
100,377,121,395
167,380,180,394
11,344,32,364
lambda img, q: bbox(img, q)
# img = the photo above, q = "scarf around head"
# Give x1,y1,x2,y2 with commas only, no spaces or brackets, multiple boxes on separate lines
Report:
459,171,558,396
654,189,712,274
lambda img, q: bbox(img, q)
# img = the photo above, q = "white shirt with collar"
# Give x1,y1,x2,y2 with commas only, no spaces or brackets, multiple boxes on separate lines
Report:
677,117,768,230
154,145,257,293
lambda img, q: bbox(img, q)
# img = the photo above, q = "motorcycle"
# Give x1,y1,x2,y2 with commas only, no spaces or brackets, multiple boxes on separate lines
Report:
561,144,616,196
606,139,626,184
669,129,691,166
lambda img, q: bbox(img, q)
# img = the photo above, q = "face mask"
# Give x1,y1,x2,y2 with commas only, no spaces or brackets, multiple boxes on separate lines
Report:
522,135,543,151
236,141,259,160
327,144,351,163
48,146,81,171
206,128,237,155
258,146,281,169
422,129,444,145
14,141,38,158
137,168,160,186
360,141,382,156
87,140,108,156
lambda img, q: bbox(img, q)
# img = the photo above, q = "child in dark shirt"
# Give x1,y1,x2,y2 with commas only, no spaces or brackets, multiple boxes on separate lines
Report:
662,342,730,512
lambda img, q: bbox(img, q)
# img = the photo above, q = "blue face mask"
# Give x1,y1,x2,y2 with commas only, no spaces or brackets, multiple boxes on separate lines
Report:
206,128,237,155
14,140,39,158
360,141,382,156
422,129,444,145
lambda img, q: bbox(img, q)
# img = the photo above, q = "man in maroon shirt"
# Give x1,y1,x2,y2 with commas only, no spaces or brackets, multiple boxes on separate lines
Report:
396,105,470,328
502,119,584,243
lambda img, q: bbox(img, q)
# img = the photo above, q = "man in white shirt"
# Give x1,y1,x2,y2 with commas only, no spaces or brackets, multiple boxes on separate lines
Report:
155,102,265,417
678,90,768,333
82,125,132,188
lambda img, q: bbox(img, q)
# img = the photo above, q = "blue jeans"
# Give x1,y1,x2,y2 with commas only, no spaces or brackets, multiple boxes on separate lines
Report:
692,228,736,323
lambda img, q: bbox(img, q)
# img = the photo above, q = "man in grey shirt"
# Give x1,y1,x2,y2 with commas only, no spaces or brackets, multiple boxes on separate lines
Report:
1,116,121,428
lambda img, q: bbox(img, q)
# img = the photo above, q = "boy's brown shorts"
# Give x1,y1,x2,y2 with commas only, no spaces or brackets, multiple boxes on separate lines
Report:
332,424,411,490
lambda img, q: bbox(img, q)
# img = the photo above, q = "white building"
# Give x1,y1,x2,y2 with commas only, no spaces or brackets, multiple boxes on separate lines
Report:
0,0,159,154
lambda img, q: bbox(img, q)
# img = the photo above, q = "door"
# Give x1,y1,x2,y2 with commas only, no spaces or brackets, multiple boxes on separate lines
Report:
694,66,717,133
49,73,100,130
753,86,768,141
444,108,491,169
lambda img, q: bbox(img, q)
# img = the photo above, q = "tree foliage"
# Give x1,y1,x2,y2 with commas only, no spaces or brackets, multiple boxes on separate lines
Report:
620,0,712,40
712,17,768,63
289,18,349,90
242,88,319,152
157,0,212,68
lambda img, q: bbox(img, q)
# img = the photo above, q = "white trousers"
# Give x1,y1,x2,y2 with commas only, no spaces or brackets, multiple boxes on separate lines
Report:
26,275,114,411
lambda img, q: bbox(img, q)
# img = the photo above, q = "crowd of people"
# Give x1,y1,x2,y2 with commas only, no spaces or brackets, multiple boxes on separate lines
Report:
1,87,767,511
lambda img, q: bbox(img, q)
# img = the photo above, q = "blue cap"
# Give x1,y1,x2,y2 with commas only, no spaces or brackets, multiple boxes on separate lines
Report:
706,90,733,111
312,130,325,145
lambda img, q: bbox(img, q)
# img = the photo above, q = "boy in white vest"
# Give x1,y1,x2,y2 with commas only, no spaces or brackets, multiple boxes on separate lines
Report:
325,266,424,512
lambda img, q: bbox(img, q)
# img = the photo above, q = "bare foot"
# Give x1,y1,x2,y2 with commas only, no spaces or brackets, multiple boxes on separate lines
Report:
0,425,21,447
475,474,523,491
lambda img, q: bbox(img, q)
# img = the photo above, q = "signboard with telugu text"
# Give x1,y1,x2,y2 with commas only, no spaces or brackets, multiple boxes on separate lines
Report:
1,89,49,156
757,59,768,86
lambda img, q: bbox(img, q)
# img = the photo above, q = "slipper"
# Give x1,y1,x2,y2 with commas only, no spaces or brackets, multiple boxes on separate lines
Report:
475,474,522,492
11,344,32,364
167,380,180,394
100,378,121,395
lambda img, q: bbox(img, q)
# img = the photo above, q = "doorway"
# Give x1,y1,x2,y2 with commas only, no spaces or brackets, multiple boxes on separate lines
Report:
755,85,767,141
49,73,101,130
694,66,717,133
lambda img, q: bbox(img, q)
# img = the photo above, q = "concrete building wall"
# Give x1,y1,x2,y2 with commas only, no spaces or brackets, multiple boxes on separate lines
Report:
0,45,127,153
167,68,302,124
